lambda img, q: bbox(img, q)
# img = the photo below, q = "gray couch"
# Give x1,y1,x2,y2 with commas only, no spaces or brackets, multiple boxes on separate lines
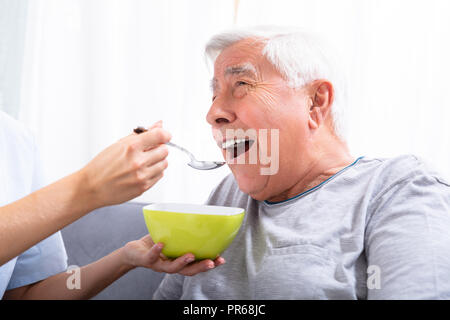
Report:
60,202,165,299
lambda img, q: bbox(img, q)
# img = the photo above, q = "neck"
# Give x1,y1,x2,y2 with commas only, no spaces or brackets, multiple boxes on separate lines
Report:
266,135,354,203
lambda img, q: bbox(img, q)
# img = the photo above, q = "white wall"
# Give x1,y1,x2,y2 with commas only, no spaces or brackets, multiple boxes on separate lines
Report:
18,0,235,204
2,0,448,206
237,0,450,180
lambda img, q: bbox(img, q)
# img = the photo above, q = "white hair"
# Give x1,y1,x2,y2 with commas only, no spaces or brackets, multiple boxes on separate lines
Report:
205,26,347,140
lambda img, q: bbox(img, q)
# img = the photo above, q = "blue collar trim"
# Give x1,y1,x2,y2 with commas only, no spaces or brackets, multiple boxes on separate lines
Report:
264,156,364,205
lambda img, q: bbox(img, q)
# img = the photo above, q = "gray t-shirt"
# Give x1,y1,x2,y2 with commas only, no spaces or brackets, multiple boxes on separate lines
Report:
153,155,450,299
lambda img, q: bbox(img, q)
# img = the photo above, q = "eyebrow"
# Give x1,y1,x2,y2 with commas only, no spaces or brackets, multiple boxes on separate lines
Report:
210,63,257,92
224,63,257,77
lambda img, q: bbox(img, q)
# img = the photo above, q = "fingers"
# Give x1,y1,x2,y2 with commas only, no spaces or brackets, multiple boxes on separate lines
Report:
143,242,165,265
140,234,155,247
155,254,197,274
143,171,164,191
151,253,224,276
139,159,167,187
178,256,225,276
140,245,226,276
133,120,163,135
136,145,169,192
147,158,169,177
178,259,217,276
214,256,226,267
125,120,166,143
129,122,170,177
143,144,169,167
138,128,172,150
148,120,163,130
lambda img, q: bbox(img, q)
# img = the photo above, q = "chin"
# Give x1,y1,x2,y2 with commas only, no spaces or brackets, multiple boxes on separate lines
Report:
231,167,270,200
246,191,269,201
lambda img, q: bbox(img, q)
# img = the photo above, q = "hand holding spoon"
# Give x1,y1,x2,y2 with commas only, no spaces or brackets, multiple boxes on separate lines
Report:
133,127,225,170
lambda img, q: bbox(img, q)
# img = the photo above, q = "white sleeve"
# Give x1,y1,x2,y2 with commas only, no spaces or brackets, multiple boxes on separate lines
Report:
6,137,68,290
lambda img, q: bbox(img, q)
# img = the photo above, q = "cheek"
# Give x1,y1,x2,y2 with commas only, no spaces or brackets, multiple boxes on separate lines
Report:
236,99,278,129
254,90,280,111
233,86,248,99
253,83,293,111
233,87,284,126
243,89,304,129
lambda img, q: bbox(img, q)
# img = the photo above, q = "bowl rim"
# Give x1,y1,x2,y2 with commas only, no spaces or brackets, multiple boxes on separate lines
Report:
143,203,245,216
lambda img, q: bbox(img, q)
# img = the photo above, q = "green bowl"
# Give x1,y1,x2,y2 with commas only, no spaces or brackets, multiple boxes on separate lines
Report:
143,203,245,260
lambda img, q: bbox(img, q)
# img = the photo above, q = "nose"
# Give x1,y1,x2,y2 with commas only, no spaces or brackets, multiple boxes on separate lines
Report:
206,99,236,126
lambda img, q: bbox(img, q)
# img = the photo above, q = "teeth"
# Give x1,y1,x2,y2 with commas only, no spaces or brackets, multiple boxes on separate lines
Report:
221,138,248,149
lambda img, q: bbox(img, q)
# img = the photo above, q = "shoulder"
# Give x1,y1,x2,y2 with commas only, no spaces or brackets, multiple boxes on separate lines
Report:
372,154,444,180
0,111,42,199
352,154,449,203
366,154,449,197
365,154,450,228
338,154,448,204
0,111,36,152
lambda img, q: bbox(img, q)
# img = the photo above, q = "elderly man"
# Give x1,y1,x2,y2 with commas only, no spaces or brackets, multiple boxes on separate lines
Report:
154,26,450,299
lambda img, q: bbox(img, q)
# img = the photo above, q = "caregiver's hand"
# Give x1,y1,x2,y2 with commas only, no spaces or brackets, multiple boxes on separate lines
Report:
80,121,171,209
0,120,171,266
122,235,226,276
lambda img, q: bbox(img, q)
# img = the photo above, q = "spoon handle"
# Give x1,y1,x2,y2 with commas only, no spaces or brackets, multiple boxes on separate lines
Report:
166,142,196,161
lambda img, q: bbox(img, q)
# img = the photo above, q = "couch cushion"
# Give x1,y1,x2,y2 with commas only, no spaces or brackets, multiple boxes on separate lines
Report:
61,202,164,299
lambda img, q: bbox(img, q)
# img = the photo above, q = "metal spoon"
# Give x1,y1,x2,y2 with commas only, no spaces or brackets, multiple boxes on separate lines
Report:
133,127,226,170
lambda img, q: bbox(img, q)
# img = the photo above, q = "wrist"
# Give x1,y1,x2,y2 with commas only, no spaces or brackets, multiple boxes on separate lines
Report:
118,246,136,272
71,168,100,213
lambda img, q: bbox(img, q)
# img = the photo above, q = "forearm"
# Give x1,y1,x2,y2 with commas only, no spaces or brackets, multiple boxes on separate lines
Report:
15,247,134,300
0,170,96,265
0,126,171,266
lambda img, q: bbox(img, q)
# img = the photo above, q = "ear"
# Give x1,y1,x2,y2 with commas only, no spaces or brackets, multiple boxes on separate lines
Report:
308,80,334,131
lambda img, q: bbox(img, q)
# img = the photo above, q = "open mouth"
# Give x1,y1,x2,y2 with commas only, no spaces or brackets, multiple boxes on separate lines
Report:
221,138,255,159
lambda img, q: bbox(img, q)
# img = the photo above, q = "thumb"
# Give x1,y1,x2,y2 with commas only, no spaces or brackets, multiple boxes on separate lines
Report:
149,120,163,130
144,243,164,264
